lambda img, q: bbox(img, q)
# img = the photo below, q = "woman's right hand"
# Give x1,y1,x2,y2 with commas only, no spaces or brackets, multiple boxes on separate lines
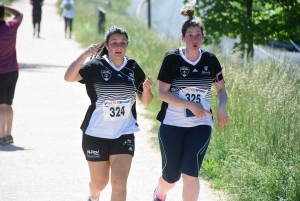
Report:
187,102,212,119
64,43,99,82
83,43,100,58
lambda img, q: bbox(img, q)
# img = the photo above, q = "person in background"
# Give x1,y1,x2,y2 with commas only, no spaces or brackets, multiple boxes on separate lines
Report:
60,0,74,38
30,0,43,38
153,2,229,201
64,25,153,201
0,3,23,145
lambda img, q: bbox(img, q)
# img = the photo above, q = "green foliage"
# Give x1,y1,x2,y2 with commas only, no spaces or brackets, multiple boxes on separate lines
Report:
194,0,300,55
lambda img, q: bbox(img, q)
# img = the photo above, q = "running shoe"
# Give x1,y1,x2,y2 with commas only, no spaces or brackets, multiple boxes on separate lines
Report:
153,187,166,201
0,135,13,145
0,137,6,145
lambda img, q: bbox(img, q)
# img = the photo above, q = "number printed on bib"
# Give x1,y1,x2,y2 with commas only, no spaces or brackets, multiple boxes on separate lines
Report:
103,100,131,121
179,87,209,110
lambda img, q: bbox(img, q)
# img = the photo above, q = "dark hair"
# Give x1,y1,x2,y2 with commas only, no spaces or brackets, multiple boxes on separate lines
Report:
180,2,205,36
0,2,4,18
92,25,130,59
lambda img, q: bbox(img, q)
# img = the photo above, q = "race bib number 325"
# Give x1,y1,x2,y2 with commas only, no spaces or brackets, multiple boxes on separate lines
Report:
179,87,209,111
103,100,131,121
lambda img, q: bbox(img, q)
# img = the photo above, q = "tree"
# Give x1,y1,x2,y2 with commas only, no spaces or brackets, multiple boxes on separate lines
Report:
183,0,300,57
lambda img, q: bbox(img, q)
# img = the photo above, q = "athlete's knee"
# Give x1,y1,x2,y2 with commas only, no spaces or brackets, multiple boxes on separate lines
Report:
182,173,198,182
111,175,127,193
90,178,109,192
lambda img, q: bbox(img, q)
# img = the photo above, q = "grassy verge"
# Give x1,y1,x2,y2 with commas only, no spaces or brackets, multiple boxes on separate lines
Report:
57,0,300,200
203,53,300,200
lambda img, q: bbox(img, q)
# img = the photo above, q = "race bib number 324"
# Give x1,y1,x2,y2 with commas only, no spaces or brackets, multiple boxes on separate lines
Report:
103,100,131,121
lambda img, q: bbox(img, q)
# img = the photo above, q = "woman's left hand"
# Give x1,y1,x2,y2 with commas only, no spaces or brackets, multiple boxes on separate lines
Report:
217,107,229,132
143,76,153,90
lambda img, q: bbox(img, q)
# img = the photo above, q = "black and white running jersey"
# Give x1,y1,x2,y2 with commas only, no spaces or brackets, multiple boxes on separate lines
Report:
157,48,225,127
79,55,145,139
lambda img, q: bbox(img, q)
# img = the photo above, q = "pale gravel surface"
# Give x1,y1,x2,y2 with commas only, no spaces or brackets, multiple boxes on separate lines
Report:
0,0,226,200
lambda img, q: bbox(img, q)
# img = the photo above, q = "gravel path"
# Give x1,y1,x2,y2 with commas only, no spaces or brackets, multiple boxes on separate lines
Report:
0,0,226,200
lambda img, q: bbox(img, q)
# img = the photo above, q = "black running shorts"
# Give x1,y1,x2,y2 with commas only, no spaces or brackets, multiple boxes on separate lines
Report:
32,9,42,24
82,133,135,161
0,70,19,105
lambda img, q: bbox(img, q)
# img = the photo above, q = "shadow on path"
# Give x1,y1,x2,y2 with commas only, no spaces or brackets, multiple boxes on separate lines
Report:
19,63,66,70
0,145,27,152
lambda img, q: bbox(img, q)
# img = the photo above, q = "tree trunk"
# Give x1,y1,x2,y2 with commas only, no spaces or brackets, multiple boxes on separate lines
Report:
246,0,254,58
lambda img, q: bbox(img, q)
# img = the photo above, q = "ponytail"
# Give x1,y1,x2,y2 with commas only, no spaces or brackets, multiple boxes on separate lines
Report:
91,42,108,59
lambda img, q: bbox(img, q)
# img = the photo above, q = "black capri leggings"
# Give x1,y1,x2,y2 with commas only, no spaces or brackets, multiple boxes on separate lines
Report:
158,124,211,183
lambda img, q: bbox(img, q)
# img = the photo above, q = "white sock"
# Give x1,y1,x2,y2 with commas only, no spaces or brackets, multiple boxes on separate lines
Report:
89,196,99,201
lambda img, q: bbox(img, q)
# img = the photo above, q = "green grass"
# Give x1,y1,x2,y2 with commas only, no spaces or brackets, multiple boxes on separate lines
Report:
203,55,300,200
57,1,300,200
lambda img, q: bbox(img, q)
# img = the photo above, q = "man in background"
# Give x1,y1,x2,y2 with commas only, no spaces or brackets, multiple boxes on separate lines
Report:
0,2,23,145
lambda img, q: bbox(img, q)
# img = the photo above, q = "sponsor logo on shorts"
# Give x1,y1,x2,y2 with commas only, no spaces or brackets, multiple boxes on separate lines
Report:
87,149,100,158
123,139,134,151
123,139,132,145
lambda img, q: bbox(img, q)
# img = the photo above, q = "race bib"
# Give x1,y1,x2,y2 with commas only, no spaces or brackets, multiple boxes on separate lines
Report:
103,100,131,121
179,87,209,111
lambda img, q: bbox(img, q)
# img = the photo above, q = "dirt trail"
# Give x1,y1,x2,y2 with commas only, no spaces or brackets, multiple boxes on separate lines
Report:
0,0,226,200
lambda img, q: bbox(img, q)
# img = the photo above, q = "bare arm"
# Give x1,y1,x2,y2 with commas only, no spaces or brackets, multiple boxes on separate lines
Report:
4,5,23,24
64,44,99,82
137,76,153,105
158,81,211,118
213,81,229,131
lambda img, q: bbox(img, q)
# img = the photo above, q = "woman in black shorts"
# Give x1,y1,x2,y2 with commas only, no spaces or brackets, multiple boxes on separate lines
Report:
153,2,229,201
64,25,153,201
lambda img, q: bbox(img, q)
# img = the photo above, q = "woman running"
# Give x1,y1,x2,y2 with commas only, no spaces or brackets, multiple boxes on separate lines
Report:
153,2,229,201
64,25,153,201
